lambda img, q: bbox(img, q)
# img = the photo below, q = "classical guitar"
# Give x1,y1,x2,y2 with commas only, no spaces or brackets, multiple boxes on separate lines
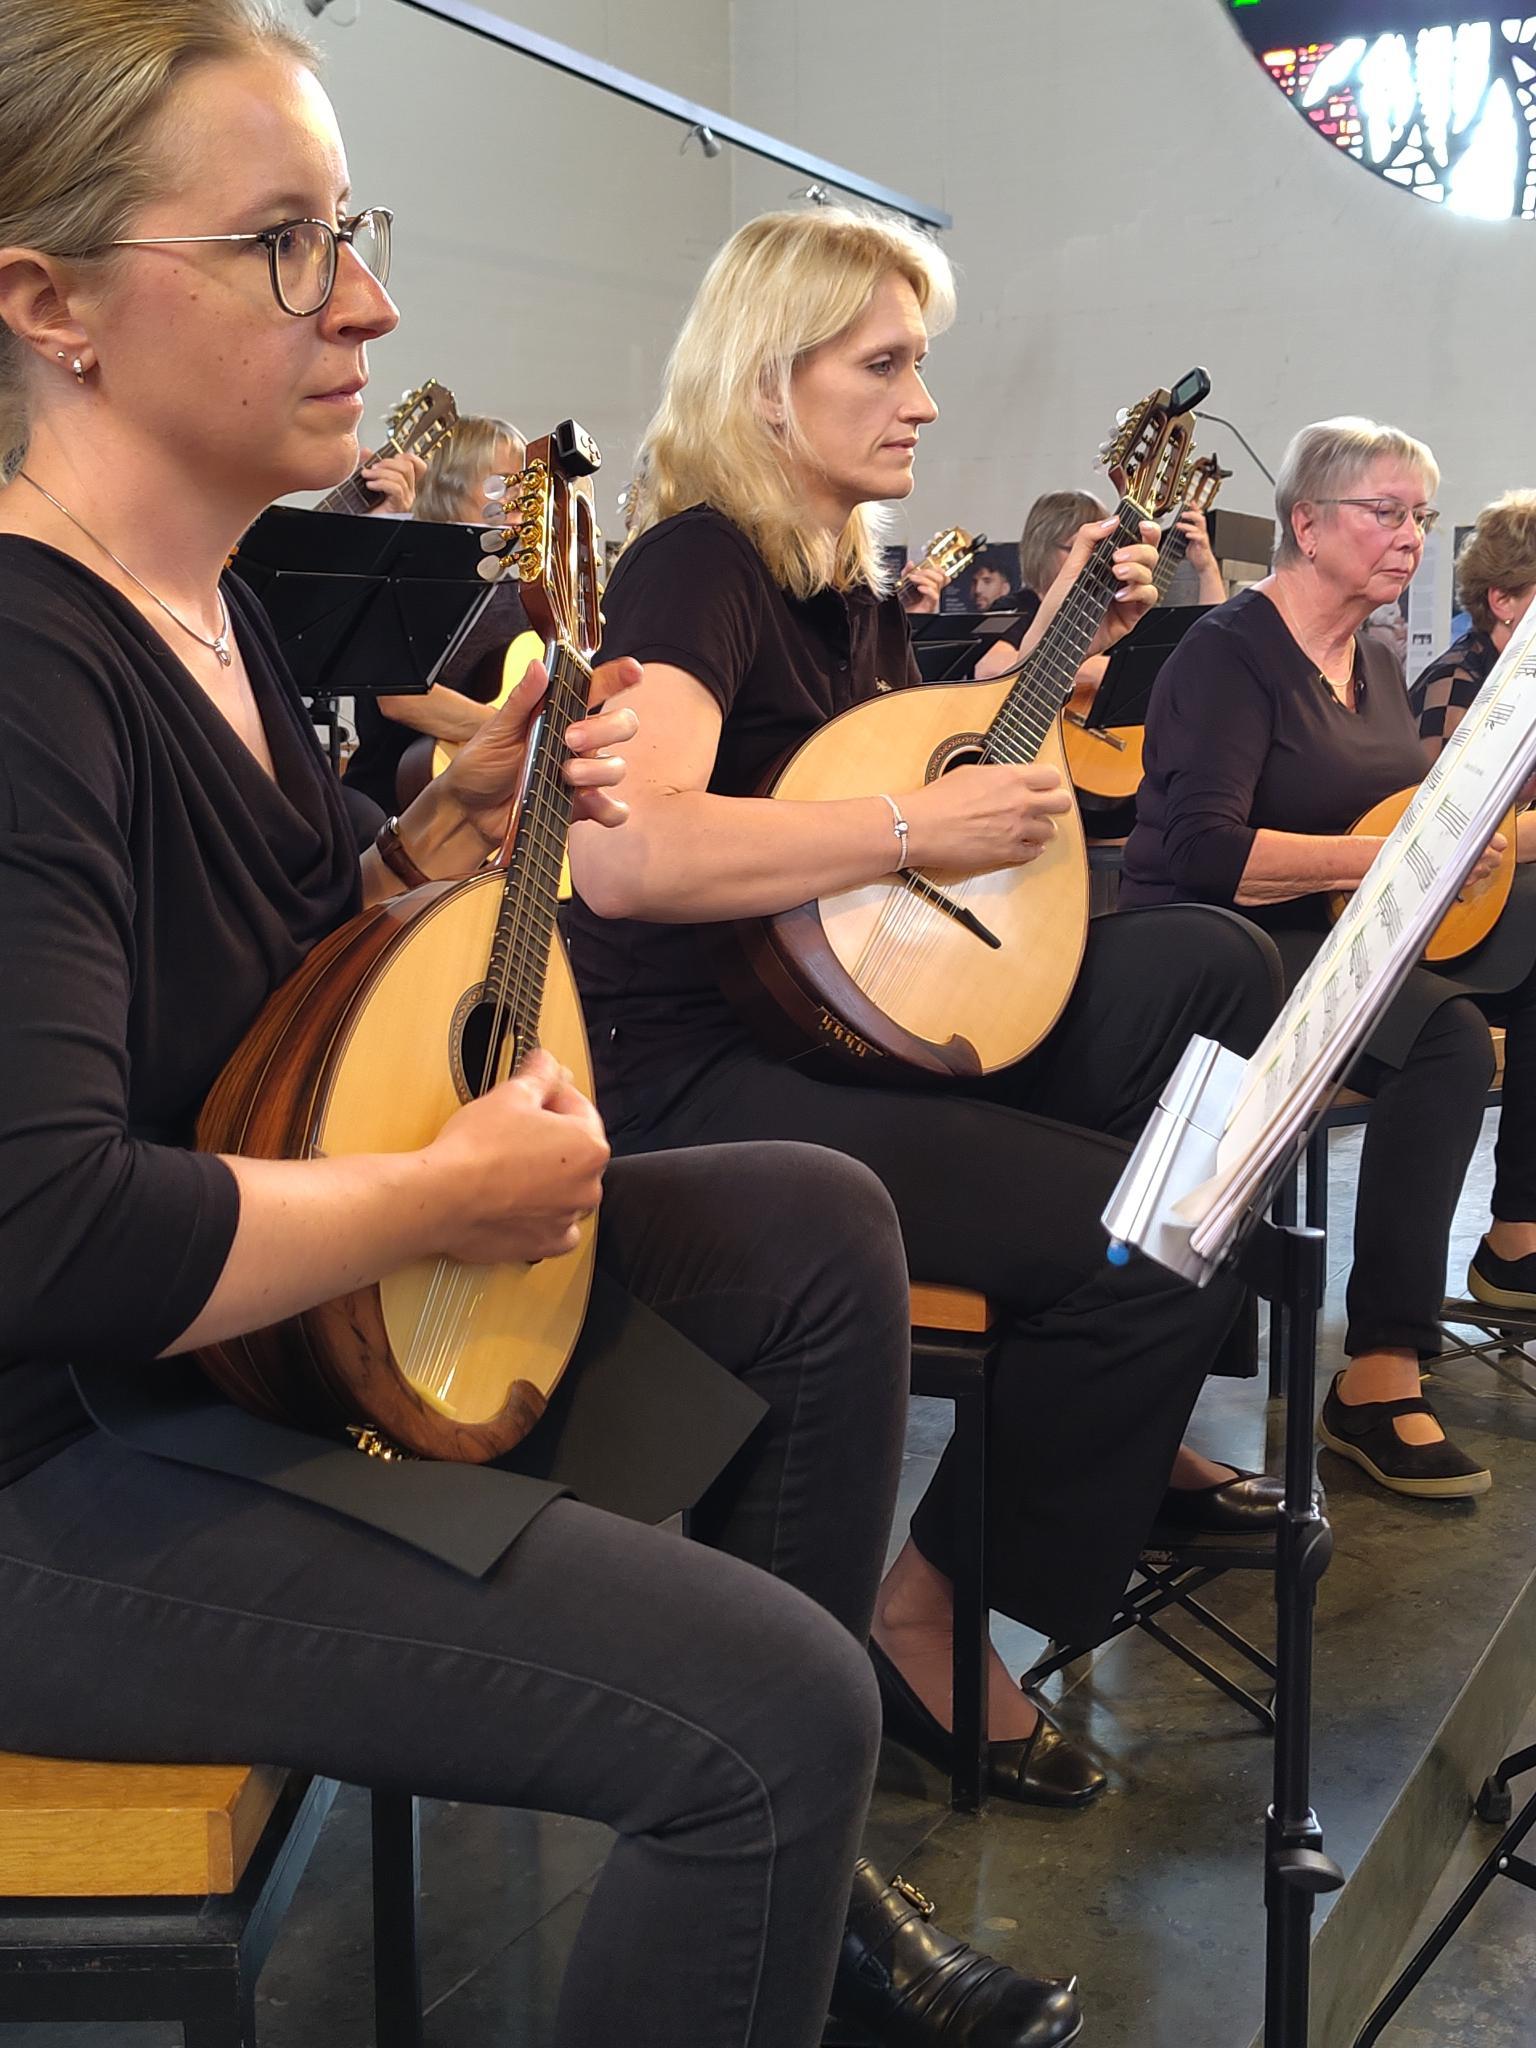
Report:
315,378,459,514
1062,452,1230,801
728,370,1207,1079
898,526,987,608
1331,788,1518,965
196,420,604,1461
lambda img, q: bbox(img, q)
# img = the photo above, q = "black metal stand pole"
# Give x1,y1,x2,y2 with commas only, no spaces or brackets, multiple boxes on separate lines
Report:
1240,1220,1344,2046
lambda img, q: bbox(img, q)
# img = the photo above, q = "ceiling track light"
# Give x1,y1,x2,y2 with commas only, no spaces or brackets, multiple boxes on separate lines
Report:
681,122,723,159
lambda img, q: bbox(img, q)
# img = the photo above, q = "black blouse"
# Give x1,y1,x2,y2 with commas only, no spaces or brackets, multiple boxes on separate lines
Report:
0,540,362,1486
1120,586,1427,929
565,505,919,1107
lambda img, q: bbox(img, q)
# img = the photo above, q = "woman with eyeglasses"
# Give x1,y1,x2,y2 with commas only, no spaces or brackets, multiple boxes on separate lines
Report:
1123,417,1536,1502
0,8,1084,2045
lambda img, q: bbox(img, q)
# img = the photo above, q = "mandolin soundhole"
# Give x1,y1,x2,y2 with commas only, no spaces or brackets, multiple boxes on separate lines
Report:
928,733,987,780
449,984,521,1103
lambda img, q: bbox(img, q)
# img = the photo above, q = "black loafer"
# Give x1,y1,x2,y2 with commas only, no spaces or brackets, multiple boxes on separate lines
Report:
1154,1467,1286,1533
828,1859,1083,2047
869,1640,1106,1809
1468,1237,1536,1313
1317,1373,1491,1499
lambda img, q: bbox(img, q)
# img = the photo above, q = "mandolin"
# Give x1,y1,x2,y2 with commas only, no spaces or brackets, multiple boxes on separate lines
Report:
1062,453,1230,801
727,371,1207,1079
1331,789,1517,964
898,526,987,608
196,420,604,1461
315,379,459,514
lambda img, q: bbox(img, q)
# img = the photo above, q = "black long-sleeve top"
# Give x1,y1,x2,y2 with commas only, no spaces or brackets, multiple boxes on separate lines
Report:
1119,586,1426,927
0,539,363,1487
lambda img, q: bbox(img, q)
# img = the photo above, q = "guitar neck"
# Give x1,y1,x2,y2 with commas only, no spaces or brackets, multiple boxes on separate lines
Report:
1153,519,1190,596
482,641,592,1060
984,499,1147,765
314,432,401,516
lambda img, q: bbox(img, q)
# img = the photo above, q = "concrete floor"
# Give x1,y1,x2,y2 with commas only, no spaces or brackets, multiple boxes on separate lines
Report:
5,1112,1536,2047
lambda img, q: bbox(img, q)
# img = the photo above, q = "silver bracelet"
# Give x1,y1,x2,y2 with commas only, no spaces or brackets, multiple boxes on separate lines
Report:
879,792,911,870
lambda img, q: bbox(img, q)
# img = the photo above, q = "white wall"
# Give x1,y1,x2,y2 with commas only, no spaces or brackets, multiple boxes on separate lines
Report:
285,0,735,527
728,0,1536,624
291,0,1536,623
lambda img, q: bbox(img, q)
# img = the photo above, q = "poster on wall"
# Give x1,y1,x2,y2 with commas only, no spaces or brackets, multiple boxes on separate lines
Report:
1405,528,1443,686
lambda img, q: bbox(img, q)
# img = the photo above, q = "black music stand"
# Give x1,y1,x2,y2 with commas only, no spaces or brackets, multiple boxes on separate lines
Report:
233,507,493,769
909,610,1020,684
1080,602,1214,732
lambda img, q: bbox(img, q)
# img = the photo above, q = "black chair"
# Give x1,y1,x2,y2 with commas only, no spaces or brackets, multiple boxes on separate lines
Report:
0,1771,421,2048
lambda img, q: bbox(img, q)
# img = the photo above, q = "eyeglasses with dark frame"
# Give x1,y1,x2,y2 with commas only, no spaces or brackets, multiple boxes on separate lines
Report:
1312,496,1440,536
108,207,392,318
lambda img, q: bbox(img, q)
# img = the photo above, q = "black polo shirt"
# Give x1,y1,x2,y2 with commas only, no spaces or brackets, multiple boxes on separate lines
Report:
565,503,920,1120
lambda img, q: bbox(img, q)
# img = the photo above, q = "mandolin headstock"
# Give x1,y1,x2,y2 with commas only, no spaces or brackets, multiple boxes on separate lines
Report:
383,378,458,465
477,420,603,659
1099,367,1211,520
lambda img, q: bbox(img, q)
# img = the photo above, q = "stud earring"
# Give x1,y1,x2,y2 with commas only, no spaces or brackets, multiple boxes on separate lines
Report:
72,357,86,384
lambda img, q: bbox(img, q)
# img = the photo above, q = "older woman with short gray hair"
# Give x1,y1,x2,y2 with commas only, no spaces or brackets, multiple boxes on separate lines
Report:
1124,415,1536,1504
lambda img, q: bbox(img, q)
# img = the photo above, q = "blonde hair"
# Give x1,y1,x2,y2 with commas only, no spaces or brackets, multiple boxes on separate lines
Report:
1274,415,1439,568
633,207,956,599
414,414,525,524
0,0,315,476
1019,489,1107,596
1455,490,1536,632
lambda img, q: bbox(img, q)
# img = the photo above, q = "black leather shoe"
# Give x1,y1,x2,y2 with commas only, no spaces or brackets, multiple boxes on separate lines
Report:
1317,1373,1491,1499
827,1859,1082,2047
869,1640,1106,1809
1154,1467,1286,1533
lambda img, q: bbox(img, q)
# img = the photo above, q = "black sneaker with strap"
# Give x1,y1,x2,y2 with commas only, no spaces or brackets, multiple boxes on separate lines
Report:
1469,1236,1536,1313
1317,1372,1491,1500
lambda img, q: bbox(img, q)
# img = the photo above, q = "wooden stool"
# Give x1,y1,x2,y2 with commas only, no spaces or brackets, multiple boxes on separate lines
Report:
909,1283,997,1814
0,1756,423,2048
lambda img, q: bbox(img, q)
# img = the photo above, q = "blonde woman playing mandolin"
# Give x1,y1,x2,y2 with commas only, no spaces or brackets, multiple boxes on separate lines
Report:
0,9,1084,2044
1123,419,1536,1501
566,208,1286,1805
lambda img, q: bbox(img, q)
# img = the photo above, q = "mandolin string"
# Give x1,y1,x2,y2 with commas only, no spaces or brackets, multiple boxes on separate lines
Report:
850,508,1140,1007
408,531,594,1396
411,644,587,1395
409,646,588,1398
851,538,1125,998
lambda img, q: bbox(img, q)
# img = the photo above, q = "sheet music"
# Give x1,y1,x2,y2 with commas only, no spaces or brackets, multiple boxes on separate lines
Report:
1170,601,1536,1264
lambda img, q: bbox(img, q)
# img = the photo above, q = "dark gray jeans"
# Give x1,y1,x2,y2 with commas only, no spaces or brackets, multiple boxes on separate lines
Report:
0,1143,910,2048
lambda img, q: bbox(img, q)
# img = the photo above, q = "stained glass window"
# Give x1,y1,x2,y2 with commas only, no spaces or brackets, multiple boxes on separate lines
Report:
1225,3,1536,218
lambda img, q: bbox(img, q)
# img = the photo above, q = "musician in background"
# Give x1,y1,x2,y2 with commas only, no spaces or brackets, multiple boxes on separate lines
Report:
343,412,528,811
568,207,1285,1816
973,492,1224,684
1122,419,1536,1502
1413,490,1536,758
969,558,1012,610
0,13,1077,2045
1411,490,1536,1321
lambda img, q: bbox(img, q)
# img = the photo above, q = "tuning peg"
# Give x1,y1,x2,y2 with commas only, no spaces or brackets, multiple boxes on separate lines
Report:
479,527,510,553
478,555,509,584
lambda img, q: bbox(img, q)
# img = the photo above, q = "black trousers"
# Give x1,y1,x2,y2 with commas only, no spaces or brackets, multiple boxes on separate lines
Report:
0,1144,911,2048
606,907,1282,1643
1332,960,1536,1357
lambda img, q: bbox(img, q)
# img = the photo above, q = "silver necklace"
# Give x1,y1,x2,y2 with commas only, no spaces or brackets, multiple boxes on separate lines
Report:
17,471,233,667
